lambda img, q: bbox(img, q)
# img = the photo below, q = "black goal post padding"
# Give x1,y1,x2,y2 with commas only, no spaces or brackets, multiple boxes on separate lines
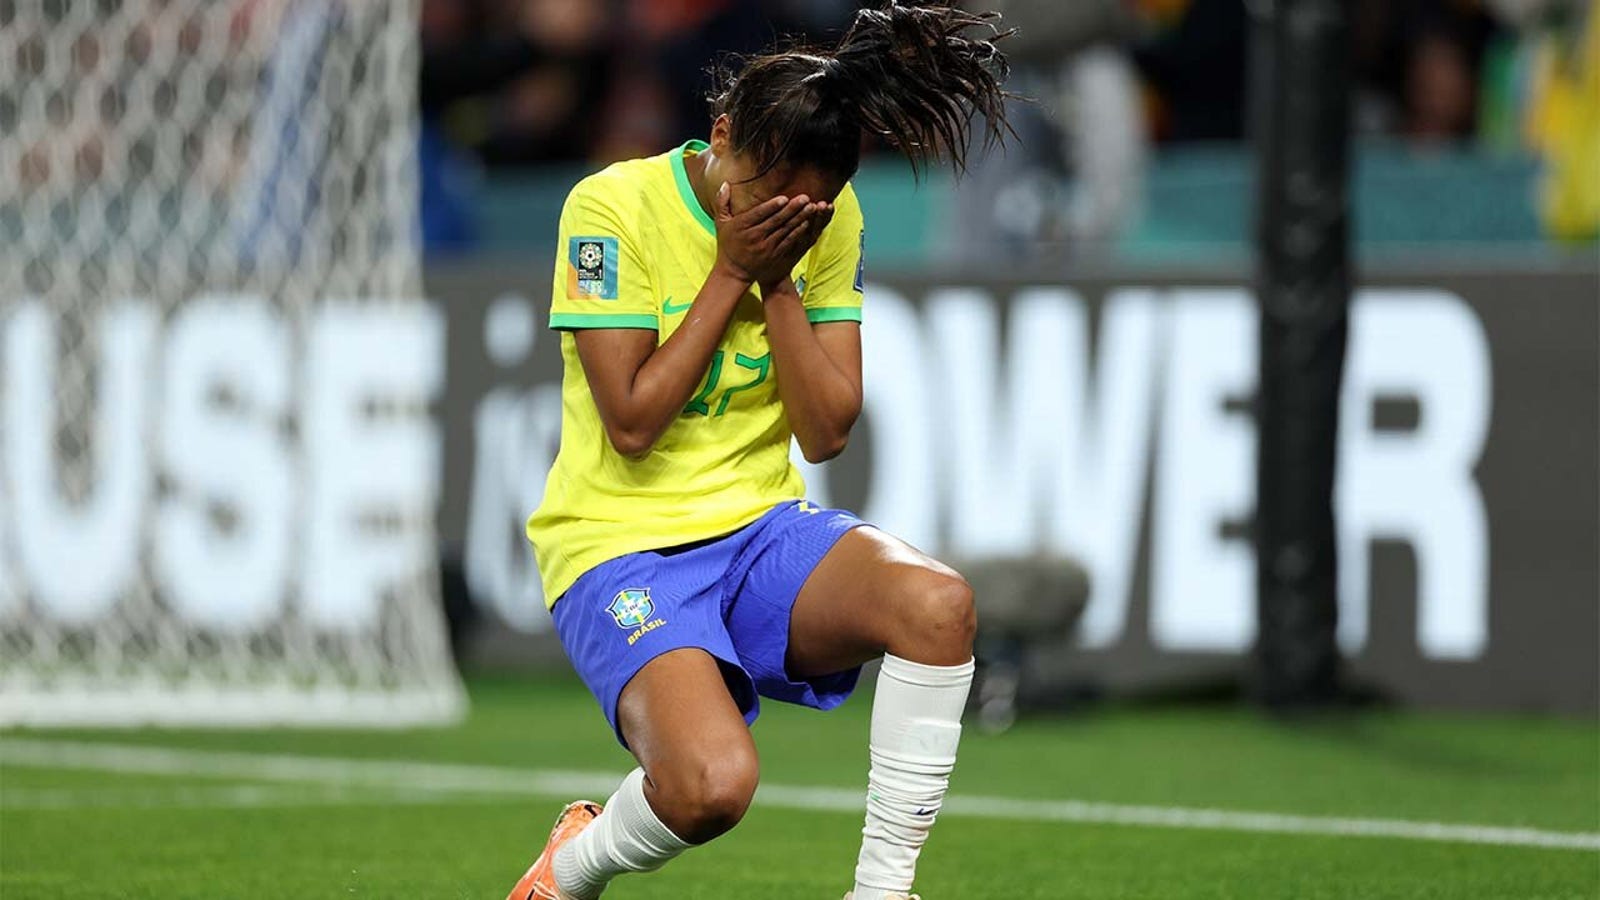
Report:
1250,0,1351,709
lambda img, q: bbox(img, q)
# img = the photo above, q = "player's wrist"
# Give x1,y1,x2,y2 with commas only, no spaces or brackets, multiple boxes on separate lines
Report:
711,254,756,287
757,276,799,302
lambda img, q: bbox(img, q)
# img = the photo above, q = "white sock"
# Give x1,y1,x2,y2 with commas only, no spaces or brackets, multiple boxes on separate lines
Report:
553,767,691,900
852,654,974,900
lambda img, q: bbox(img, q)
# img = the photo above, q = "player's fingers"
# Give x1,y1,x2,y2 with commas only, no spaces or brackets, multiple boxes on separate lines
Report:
769,204,817,247
771,211,820,258
788,203,829,247
716,182,734,220
756,213,813,259
807,204,835,239
752,195,810,237
736,194,791,229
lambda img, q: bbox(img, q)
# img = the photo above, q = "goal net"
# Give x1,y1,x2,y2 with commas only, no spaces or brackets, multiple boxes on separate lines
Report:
0,0,465,725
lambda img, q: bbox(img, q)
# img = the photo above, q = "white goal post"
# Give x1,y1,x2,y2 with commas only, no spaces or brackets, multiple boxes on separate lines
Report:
0,0,465,726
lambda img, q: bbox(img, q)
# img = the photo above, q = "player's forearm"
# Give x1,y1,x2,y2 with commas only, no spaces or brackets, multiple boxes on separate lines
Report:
611,266,750,455
761,281,861,463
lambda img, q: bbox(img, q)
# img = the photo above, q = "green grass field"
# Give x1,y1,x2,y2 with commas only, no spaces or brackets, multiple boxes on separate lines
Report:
2,677,1596,898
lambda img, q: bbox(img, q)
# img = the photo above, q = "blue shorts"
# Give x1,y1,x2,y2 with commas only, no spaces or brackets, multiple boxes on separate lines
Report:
551,501,866,747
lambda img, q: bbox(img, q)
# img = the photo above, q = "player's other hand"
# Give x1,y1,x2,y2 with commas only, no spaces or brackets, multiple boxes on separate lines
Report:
713,182,832,289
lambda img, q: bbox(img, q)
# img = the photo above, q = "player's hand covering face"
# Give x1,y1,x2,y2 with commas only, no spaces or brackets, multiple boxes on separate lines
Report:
713,185,832,288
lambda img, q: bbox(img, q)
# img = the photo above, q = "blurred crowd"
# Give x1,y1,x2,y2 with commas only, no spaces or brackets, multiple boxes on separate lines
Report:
19,0,1588,255
420,0,1598,249
420,0,870,167
420,0,1595,162
418,0,858,245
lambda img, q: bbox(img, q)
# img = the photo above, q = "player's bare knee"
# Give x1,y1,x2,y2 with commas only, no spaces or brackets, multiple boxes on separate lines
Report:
892,569,976,660
681,757,757,843
929,572,978,651
658,746,759,844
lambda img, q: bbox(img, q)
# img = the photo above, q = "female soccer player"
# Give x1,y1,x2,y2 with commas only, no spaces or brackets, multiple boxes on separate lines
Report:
510,4,1010,898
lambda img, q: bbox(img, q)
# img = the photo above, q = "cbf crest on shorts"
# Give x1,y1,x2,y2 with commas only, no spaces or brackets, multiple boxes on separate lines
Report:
569,235,619,299
608,587,654,629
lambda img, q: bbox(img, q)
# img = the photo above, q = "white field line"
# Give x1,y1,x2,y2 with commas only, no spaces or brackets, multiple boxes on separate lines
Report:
1,784,505,810
2,738,1596,852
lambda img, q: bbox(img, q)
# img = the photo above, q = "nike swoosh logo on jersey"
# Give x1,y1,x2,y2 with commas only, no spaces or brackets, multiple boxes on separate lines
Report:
662,296,692,315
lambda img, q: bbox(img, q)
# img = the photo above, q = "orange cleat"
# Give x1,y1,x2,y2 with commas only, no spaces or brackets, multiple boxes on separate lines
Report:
506,800,604,900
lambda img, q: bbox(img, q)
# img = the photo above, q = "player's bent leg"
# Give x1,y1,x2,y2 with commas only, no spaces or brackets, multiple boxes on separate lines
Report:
543,648,757,900
787,526,977,677
785,527,976,900
615,647,760,844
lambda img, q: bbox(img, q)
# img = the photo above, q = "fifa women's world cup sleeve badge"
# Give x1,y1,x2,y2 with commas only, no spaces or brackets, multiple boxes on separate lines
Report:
569,235,619,299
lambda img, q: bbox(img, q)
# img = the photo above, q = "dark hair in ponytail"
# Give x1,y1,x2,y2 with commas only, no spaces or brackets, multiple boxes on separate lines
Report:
709,1,1013,181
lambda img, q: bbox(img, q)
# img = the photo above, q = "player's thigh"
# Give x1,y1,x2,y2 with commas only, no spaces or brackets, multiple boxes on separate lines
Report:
616,648,758,803
787,526,972,677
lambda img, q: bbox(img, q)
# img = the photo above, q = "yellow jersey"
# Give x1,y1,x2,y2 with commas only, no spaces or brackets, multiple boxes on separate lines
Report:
527,140,866,605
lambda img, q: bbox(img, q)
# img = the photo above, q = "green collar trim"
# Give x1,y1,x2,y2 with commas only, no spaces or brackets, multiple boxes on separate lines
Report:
670,139,715,236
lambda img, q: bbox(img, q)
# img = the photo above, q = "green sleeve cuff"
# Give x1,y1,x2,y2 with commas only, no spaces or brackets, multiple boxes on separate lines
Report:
805,307,863,324
550,312,659,330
